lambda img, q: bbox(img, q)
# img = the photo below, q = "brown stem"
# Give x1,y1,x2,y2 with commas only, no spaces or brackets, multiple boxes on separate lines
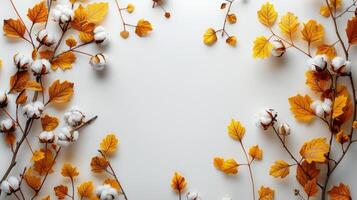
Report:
221,0,234,37
115,0,127,31
270,30,311,58
239,141,256,200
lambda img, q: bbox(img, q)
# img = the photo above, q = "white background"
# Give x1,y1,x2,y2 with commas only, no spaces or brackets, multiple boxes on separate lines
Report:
1,0,357,199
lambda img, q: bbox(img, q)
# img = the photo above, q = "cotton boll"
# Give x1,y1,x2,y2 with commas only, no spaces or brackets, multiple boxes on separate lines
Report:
311,99,332,117
23,101,44,119
13,53,33,71
271,40,286,57
39,131,55,143
94,26,108,44
0,176,19,194
331,56,351,74
31,59,51,75
0,118,16,133
36,29,56,46
187,192,201,200
55,127,79,147
64,106,85,128
90,54,108,71
52,5,74,23
256,109,277,130
308,55,328,72
278,123,291,135
96,184,119,200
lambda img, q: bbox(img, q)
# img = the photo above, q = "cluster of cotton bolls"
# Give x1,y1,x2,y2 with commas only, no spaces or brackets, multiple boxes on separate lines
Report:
13,52,52,77
37,106,86,147
256,108,291,136
0,176,20,195
95,184,119,200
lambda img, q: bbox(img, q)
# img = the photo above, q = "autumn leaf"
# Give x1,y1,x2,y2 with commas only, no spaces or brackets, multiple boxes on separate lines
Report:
333,95,347,119
104,179,121,192
41,114,59,131
32,150,45,162
54,185,68,200
257,2,278,27
300,137,329,163
213,157,224,170
27,1,48,23
304,178,318,198
24,169,41,191
171,172,187,193
51,52,77,70
71,5,89,31
3,18,26,38
305,71,330,93
227,119,245,141
10,71,29,93
34,149,54,175
279,12,299,37
335,85,353,125
48,80,74,104
85,3,109,24
61,163,79,178
39,50,54,60
100,134,119,154
203,28,217,46
336,130,349,144
296,161,320,186
328,183,351,200
226,36,237,46
253,36,273,58
16,90,28,105
288,94,315,122
316,44,337,59
249,145,263,160
320,6,331,17
90,156,109,173
214,158,239,175
258,186,274,200
346,17,357,45
227,14,237,24
269,160,290,178
25,80,43,91
77,181,94,198
66,36,77,48
5,133,16,146
301,20,324,44
42,196,51,200
135,19,153,37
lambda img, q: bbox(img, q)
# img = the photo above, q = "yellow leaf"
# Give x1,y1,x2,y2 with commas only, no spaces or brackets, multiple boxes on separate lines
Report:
135,19,153,37
171,172,187,192
25,80,43,91
54,185,68,200
269,160,290,178
227,119,245,141
257,2,278,27
227,14,237,24
305,71,330,93
100,134,119,154
27,1,48,23
253,36,273,58
66,36,77,48
301,20,324,44
221,159,239,175
48,80,74,104
61,163,79,178
34,149,54,175
77,181,94,198
279,12,299,37
258,186,275,200
300,137,329,163
3,18,26,38
353,121,357,129
127,3,135,13
346,17,357,45
90,156,109,173
203,28,217,46
330,0,342,9
328,183,351,200
32,150,45,162
316,44,337,59
16,90,28,105
249,145,263,160
226,36,237,46
213,157,224,170
320,6,331,17
79,30,94,43
51,52,77,70
41,114,59,131
333,95,347,119
304,178,319,198
288,94,315,122
85,3,108,24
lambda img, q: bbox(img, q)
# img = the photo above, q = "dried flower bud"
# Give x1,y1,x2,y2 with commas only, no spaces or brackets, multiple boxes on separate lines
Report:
96,184,119,200
294,189,300,196
90,54,108,71
331,56,351,74
0,90,8,108
120,30,129,39
55,127,79,147
36,29,56,46
257,109,277,130
278,123,291,135
308,55,328,72
311,98,332,117
39,131,55,143
31,59,51,75
13,53,32,71
64,106,85,128
0,119,16,133
271,40,286,57
187,192,201,200
94,26,108,44
52,5,74,23
0,176,19,194
23,101,44,119
127,3,135,13
165,12,171,18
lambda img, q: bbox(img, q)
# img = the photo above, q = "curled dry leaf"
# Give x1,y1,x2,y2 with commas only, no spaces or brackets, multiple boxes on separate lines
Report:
213,157,239,175
203,28,217,46
24,169,41,191
346,16,357,45
10,71,29,93
135,19,153,37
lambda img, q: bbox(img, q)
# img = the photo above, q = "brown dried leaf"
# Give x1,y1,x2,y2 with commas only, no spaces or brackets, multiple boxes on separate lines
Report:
27,1,48,23
51,52,76,70
41,114,59,131
90,156,109,173
48,80,74,104
3,18,26,38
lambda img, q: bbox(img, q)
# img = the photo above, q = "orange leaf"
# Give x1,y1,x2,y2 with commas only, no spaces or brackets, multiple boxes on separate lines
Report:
296,161,320,186
103,179,121,192
39,50,54,60
41,114,59,131
54,185,68,200
3,18,26,38
304,178,318,197
90,156,109,173
61,163,79,178
77,181,94,198
258,186,275,200
34,149,54,175
328,183,351,200
135,19,153,37
24,169,41,191
100,134,119,154
16,90,28,105
248,145,263,160
27,1,48,23
4,133,16,146
171,172,187,193
51,52,76,70
10,71,29,93
48,80,74,104
346,17,357,45
316,44,336,59
288,94,315,122
32,150,45,162
301,20,324,44
25,80,43,91
305,71,330,93
300,137,329,163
